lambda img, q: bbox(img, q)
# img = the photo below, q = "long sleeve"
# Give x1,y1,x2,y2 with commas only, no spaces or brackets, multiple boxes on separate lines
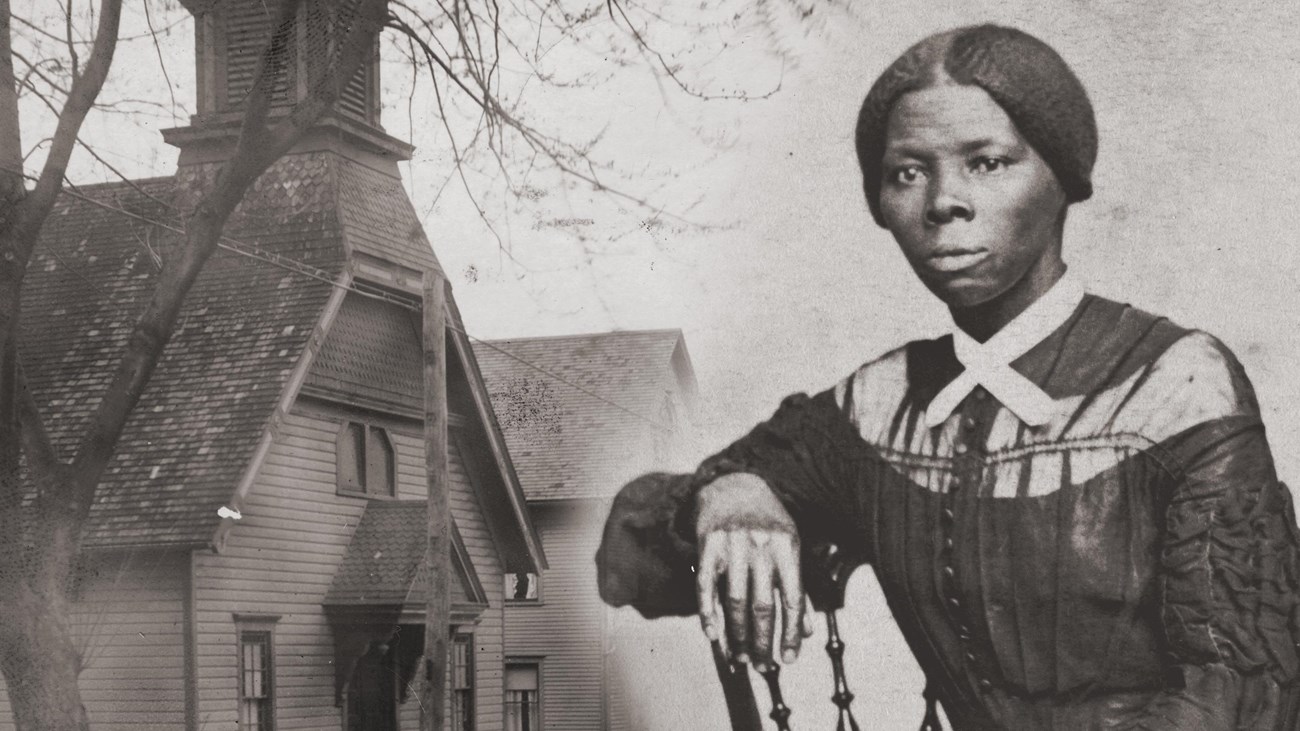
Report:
596,387,876,617
1125,415,1300,730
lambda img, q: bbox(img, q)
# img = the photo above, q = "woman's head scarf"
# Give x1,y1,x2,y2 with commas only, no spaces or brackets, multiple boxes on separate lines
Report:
856,25,1098,227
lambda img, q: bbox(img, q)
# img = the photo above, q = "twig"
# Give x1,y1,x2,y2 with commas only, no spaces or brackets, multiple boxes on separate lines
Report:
141,0,182,125
64,0,79,79
606,0,782,102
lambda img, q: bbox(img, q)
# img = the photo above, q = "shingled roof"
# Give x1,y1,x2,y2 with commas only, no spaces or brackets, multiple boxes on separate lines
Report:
324,501,485,609
20,157,347,549
19,145,545,568
472,330,694,501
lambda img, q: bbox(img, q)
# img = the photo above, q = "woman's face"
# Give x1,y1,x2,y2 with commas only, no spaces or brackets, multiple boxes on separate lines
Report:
878,85,1068,310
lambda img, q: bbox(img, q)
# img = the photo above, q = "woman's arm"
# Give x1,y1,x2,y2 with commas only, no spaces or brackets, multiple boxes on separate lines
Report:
595,386,876,664
1125,416,1300,730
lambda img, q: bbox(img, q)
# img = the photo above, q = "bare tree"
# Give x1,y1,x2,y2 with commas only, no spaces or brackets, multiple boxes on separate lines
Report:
0,0,392,726
0,0,839,727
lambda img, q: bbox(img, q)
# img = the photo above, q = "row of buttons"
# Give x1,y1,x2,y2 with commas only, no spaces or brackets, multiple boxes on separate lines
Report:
940,391,992,693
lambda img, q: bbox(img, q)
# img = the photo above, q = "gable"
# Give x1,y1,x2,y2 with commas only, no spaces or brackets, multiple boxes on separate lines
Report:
21,157,538,564
294,289,544,573
472,330,692,501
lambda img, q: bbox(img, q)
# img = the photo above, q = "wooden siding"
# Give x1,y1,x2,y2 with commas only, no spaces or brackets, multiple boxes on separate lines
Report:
194,406,505,729
394,426,506,729
193,410,360,729
503,502,608,731
0,551,189,731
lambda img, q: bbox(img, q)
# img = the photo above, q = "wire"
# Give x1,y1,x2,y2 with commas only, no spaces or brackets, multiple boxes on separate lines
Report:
22,171,423,313
7,166,674,433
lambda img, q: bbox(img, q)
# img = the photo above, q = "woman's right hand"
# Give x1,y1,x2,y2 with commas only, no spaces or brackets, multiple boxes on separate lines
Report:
696,472,812,669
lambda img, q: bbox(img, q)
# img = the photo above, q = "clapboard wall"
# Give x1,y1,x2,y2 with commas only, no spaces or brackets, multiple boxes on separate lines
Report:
193,401,505,729
503,501,608,731
0,551,189,731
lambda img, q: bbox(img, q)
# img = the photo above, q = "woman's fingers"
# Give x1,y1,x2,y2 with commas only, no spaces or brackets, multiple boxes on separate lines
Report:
773,531,806,663
749,535,776,668
696,532,725,642
697,526,804,668
800,596,817,639
725,530,752,663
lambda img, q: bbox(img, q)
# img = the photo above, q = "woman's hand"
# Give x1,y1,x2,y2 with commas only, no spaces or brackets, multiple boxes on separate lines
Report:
696,472,812,669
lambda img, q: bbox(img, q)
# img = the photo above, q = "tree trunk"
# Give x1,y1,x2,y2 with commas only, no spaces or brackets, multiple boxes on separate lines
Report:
0,581,89,731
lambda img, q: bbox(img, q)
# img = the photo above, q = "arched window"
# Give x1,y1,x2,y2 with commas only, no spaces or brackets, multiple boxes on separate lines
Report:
337,422,396,497
366,428,394,496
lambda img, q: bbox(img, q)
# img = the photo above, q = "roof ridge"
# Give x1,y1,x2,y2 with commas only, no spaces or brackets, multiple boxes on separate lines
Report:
484,328,683,344
472,328,697,501
64,175,175,192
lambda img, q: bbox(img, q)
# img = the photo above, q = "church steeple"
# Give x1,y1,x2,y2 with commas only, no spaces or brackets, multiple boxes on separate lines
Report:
165,0,411,165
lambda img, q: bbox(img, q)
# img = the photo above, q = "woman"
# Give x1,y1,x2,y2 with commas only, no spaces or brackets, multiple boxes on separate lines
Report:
596,24,1300,730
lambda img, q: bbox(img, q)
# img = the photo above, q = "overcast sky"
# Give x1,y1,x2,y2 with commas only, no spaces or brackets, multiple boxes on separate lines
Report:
19,0,1300,727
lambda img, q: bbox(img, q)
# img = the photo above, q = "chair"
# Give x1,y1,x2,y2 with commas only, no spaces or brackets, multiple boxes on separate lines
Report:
715,542,865,731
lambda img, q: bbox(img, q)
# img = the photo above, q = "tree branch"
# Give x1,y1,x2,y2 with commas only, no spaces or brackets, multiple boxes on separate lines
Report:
4,0,122,268
63,0,78,79
606,0,782,102
0,0,23,202
63,0,389,542
17,363,58,479
388,7,701,226
142,0,183,125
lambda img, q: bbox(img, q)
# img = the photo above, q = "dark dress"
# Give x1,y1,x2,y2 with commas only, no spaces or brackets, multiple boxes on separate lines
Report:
596,295,1300,730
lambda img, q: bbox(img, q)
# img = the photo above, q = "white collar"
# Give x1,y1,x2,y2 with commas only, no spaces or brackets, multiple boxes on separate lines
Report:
924,273,1086,429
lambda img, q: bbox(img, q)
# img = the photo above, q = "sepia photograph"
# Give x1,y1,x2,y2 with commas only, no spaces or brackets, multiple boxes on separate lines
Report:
1,1,1299,730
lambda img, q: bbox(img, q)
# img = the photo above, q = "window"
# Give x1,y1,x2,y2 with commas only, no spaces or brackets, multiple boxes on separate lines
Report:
451,633,475,731
238,630,274,730
337,422,395,497
505,572,540,602
505,663,540,731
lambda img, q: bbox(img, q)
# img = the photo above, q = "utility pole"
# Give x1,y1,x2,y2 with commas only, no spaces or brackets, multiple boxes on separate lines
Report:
421,271,450,731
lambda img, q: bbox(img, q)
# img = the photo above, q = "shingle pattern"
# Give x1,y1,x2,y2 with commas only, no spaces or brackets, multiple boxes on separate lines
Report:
325,500,470,606
335,158,443,276
304,292,422,410
472,331,684,501
20,153,347,548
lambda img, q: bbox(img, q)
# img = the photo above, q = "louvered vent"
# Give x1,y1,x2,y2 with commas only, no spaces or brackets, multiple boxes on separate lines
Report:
339,55,372,120
219,0,374,123
223,0,291,109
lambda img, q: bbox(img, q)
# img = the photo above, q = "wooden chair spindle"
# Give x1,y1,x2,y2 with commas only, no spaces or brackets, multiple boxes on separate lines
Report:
759,663,794,731
825,610,861,731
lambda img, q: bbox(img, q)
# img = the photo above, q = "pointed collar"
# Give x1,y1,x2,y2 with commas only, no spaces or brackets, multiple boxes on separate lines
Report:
924,273,1086,429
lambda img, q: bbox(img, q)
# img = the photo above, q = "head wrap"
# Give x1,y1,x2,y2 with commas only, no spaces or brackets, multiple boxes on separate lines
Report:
855,25,1097,227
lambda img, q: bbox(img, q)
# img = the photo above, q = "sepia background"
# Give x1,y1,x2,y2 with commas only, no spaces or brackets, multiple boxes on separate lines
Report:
20,0,1300,728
